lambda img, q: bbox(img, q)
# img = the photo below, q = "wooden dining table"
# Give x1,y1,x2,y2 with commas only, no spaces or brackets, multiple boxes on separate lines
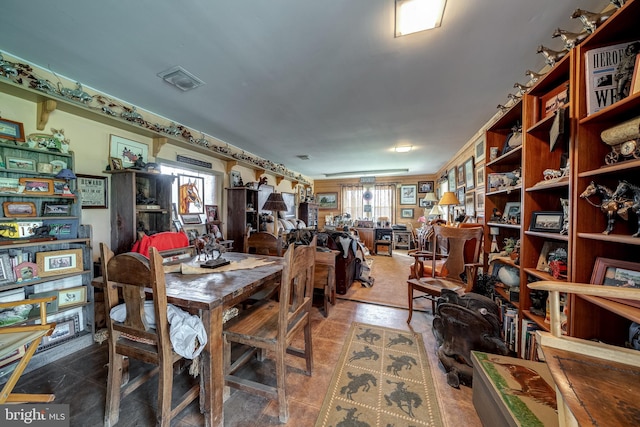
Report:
93,251,284,427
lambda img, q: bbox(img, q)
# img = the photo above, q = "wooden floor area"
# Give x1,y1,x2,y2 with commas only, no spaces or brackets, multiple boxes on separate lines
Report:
10,252,481,426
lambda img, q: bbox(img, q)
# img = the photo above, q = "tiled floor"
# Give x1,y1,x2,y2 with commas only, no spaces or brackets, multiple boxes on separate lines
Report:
12,299,481,426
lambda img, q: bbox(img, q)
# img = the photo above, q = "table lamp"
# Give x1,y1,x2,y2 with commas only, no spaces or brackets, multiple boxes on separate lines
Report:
55,168,77,197
262,192,288,234
438,191,460,224
428,204,444,219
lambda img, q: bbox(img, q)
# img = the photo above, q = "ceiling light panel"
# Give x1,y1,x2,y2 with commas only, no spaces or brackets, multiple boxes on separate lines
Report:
395,0,446,37
157,66,205,91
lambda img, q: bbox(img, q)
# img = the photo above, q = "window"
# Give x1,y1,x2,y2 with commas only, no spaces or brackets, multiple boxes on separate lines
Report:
159,162,221,219
342,184,395,222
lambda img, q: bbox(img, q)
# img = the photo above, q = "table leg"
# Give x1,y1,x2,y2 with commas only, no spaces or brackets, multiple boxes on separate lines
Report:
200,305,224,427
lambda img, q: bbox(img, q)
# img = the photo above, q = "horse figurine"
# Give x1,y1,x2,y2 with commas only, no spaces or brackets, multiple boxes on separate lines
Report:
536,45,568,67
580,181,629,234
571,8,614,33
611,180,640,237
525,69,546,86
179,179,203,213
552,28,589,50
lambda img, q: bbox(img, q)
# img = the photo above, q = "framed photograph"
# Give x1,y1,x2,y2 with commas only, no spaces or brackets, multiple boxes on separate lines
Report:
536,241,567,273
419,198,434,208
110,157,123,170
502,202,521,224
0,118,26,142
465,192,475,216
205,205,219,223
39,315,79,348
109,134,148,168
464,156,475,190
14,261,38,282
400,185,417,205
0,177,21,193
178,174,204,214
317,193,338,209
3,201,37,217
36,249,83,278
6,157,36,172
457,165,465,187
529,211,563,233
591,257,640,308
172,219,183,232
474,135,485,162
76,174,108,208
181,214,202,225
401,208,414,218
418,181,434,194
282,192,296,218
43,218,79,239
476,164,485,188
41,201,72,217
447,168,456,192
457,187,465,206
58,286,86,308
230,170,242,187
0,253,15,285
476,192,485,215
19,177,54,195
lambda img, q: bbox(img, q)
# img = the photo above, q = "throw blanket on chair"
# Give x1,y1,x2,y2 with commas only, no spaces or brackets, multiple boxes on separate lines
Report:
131,231,189,257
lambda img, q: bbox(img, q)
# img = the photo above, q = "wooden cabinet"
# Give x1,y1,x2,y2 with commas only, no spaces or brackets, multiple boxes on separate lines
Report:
518,51,574,347
298,202,318,228
108,170,174,254
569,0,640,346
354,227,374,252
0,146,94,376
226,187,259,253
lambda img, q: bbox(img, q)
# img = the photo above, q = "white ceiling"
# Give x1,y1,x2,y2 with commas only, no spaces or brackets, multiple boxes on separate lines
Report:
0,0,608,180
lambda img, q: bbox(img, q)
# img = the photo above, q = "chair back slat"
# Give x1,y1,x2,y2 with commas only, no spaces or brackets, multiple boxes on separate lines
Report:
279,237,316,331
433,225,484,283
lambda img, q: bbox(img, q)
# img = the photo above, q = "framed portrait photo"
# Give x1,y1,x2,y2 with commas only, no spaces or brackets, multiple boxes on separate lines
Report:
400,185,417,205
205,205,219,223
418,181,434,194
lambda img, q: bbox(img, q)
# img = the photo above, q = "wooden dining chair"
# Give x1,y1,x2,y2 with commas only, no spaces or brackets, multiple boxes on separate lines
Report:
407,225,484,323
0,296,57,404
100,243,199,427
223,237,316,423
245,230,284,257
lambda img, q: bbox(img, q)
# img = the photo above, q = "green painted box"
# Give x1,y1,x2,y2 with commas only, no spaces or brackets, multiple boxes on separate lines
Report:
471,351,558,427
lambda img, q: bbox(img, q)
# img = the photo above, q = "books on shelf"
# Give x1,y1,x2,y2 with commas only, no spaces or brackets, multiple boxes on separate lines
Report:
584,40,640,115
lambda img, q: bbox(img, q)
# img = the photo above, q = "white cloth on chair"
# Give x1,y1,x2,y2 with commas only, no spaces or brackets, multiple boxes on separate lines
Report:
110,302,207,359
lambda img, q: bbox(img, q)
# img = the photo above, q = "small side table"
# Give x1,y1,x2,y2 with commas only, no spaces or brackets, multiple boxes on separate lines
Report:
393,231,412,250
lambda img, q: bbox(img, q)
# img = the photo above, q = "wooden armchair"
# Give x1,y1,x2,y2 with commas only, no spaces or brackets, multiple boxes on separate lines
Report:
0,296,57,403
245,230,284,257
407,225,484,323
100,243,199,427
224,237,316,423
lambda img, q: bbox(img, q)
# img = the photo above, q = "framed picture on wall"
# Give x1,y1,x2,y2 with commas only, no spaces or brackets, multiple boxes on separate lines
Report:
465,192,475,216
457,164,465,187
418,181,434,194
317,193,338,209
178,175,204,214
400,185,417,205
281,192,296,218
476,165,485,188
474,135,485,162
447,168,456,191
109,134,148,168
464,156,475,190
76,174,108,209
401,208,414,218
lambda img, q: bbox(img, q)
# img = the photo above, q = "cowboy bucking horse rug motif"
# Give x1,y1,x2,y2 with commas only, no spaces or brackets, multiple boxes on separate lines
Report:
315,322,444,427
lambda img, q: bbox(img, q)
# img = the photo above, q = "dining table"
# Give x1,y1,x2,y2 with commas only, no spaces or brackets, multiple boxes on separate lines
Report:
93,251,284,427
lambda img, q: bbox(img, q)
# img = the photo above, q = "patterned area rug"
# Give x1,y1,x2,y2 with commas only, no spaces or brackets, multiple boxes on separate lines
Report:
315,322,444,427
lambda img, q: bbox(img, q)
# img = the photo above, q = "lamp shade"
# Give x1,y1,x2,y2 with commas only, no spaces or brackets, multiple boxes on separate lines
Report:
429,205,443,216
422,192,438,203
262,192,288,212
55,168,77,180
438,191,459,206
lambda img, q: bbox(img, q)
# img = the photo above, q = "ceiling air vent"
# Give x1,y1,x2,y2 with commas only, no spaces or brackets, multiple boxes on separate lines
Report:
296,155,310,160
157,66,205,92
